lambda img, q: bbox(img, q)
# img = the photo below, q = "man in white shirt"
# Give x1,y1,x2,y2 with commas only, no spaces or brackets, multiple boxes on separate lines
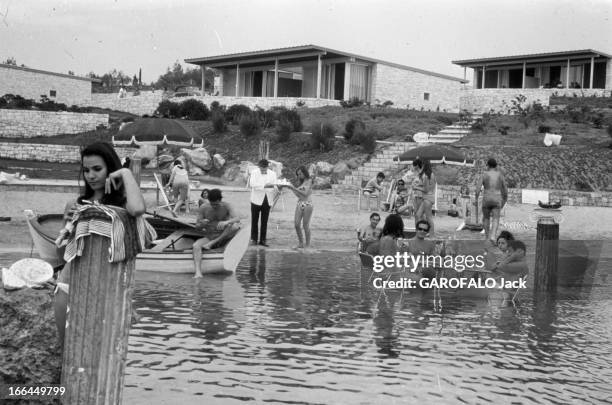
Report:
248,159,278,247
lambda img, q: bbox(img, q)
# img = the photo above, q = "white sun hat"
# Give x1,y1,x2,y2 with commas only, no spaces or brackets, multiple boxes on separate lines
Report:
2,258,53,289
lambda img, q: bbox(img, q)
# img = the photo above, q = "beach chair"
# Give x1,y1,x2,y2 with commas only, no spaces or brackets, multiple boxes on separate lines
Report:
153,172,174,213
358,179,381,211
154,173,197,215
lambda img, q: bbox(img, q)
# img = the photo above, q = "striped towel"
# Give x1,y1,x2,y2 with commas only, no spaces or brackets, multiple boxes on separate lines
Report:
64,204,157,264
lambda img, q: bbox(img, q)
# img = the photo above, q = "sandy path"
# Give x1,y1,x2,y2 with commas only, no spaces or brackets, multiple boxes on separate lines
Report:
2,187,612,252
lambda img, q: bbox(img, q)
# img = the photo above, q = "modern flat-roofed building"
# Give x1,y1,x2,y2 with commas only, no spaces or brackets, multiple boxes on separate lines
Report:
452,50,612,112
186,44,467,111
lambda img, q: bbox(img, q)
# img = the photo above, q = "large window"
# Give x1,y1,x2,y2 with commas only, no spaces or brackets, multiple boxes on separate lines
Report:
349,64,369,101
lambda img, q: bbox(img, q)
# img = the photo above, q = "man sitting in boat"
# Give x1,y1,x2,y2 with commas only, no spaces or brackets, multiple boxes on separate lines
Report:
192,188,241,278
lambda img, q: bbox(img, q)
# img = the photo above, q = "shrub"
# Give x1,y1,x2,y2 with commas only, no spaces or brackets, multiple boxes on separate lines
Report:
470,118,484,132
256,106,276,129
592,113,604,129
210,100,224,112
239,113,261,137
360,129,377,153
435,115,454,125
156,100,180,118
13,95,34,109
225,104,252,124
0,97,7,108
382,100,394,107
277,107,303,132
179,99,209,120
344,118,366,141
340,97,364,108
310,121,336,151
538,125,551,134
276,119,292,142
211,110,227,133
349,125,365,145
498,126,510,135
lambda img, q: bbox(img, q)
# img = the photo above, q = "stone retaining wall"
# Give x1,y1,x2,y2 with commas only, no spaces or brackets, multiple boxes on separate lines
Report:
436,184,612,208
0,142,134,163
83,92,340,116
85,91,163,116
459,88,609,113
0,110,108,138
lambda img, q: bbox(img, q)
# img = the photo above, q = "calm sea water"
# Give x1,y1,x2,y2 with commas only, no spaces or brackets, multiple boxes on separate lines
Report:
2,243,611,404
122,246,611,405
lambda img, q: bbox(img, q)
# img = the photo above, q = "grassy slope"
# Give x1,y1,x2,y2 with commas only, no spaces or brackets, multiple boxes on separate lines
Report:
2,101,611,190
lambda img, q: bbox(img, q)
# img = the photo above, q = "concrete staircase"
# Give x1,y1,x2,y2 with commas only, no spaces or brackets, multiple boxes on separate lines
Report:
335,142,416,191
426,113,482,143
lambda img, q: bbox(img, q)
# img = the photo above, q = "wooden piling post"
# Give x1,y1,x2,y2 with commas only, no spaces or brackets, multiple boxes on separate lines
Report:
129,157,141,186
61,234,136,404
534,217,559,292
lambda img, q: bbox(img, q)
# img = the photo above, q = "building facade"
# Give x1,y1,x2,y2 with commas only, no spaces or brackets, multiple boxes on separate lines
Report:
452,50,612,112
0,64,97,106
186,45,467,111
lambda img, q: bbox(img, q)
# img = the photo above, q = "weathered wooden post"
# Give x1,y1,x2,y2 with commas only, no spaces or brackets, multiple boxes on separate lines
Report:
129,157,141,186
534,217,559,292
61,227,136,403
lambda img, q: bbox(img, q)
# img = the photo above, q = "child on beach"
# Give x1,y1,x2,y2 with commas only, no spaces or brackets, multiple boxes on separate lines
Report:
54,142,147,344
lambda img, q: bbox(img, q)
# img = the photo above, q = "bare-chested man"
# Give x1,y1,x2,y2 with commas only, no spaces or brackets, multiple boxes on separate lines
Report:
475,158,508,244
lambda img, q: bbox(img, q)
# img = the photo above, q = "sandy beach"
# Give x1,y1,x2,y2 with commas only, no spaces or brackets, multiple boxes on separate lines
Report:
2,186,612,252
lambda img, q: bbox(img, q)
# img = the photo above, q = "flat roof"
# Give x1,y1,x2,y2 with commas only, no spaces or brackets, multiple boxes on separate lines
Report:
186,44,467,83
0,63,101,82
452,49,612,67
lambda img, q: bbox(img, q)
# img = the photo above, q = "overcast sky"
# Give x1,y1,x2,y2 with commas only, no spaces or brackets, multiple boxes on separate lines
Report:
1,0,611,83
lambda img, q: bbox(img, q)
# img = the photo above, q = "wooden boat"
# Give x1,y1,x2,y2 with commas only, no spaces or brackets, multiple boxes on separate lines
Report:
23,210,250,274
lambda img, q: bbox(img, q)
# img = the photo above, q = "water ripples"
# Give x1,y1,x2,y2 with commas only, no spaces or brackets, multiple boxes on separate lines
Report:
121,250,612,403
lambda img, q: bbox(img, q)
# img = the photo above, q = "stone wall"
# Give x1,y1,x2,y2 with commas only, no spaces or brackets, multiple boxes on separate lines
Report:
459,88,610,113
190,95,339,109
371,63,464,112
0,142,134,163
0,110,109,137
84,91,163,116
0,63,93,106
83,91,339,116
436,184,612,208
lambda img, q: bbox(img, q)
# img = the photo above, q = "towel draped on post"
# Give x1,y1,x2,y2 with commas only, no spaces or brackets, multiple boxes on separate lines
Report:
63,203,157,264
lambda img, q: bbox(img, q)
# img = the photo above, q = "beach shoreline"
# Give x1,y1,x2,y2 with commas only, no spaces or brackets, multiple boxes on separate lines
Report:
2,187,612,253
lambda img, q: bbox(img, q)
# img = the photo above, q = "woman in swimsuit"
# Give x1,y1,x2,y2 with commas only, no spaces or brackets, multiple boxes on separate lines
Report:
415,159,436,236
282,166,314,249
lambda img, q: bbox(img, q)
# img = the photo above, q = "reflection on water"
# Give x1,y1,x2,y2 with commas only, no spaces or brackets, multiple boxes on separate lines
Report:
119,247,612,404
1,244,610,404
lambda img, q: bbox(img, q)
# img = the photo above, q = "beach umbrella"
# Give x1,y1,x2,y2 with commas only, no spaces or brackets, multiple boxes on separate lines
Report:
113,117,203,147
395,144,474,166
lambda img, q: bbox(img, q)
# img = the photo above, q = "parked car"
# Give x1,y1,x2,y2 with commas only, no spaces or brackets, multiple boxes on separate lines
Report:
172,85,202,97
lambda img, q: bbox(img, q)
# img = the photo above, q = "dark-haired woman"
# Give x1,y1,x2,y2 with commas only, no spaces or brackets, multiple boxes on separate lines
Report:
281,166,314,249
54,142,146,343
378,214,404,256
